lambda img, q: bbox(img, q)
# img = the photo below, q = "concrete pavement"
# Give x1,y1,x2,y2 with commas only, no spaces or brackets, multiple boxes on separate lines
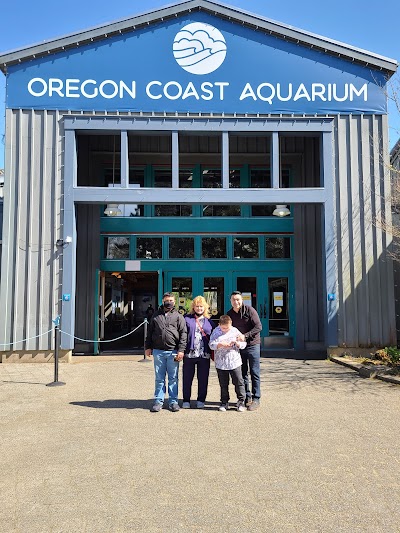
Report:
1,357,399,532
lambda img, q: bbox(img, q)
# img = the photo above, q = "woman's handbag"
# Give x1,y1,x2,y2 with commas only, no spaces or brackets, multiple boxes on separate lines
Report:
195,317,214,360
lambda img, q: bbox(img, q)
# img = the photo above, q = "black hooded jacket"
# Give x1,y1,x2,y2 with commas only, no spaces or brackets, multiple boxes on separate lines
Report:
145,306,187,353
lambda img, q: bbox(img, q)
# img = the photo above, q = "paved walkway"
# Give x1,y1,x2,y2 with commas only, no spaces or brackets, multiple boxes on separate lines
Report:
1,357,399,532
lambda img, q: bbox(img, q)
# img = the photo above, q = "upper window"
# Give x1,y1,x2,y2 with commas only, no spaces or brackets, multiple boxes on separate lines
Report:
136,237,162,259
104,237,129,259
202,237,227,259
266,237,291,258
169,237,195,259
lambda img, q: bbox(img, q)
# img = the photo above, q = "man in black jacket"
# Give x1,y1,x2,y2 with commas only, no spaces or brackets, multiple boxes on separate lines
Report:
227,291,262,411
145,292,187,412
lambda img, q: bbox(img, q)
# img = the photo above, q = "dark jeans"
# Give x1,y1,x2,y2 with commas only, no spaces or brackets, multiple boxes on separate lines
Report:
182,356,210,403
216,366,245,404
240,344,261,401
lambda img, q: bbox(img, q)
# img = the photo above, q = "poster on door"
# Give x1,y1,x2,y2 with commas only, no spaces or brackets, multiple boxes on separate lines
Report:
242,292,252,307
273,292,283,307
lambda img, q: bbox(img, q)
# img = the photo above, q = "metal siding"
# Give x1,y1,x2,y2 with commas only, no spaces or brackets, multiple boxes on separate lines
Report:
0,109,62,351
333,114,396,347
75,205,100,352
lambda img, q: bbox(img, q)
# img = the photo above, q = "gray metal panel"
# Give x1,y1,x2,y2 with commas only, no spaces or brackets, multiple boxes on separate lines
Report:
0,109,63,351
333,114,396,347
75,205,101,352
0,0,397,74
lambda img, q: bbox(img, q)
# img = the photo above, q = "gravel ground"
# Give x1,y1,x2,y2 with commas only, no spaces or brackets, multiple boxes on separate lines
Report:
1,356,399,533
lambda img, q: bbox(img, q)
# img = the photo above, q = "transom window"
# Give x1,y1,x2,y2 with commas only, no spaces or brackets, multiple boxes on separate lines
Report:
102,235,293,260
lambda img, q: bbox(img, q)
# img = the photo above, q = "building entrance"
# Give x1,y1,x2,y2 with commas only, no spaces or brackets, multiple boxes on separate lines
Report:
96,271,158,353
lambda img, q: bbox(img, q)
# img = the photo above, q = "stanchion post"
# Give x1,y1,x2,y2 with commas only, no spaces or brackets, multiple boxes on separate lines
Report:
139,318,152,363
47,317,66,387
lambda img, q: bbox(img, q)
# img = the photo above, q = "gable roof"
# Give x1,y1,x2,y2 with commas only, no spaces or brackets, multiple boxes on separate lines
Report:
0,0,397,76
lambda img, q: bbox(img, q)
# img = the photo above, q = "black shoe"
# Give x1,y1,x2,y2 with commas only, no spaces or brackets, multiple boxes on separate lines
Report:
247,400,260,411
169,403,180,412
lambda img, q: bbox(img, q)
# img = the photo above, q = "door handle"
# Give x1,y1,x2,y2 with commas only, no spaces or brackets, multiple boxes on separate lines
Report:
259,304,263,319
263,300,267,319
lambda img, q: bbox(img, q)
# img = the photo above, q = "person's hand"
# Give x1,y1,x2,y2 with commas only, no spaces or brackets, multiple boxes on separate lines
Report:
236,333,245,342
145,349,153,359
175,352,184,362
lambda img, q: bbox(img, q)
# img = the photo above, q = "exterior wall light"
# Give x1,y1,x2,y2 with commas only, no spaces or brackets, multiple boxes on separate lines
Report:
104,204,122,216
272,205,291,217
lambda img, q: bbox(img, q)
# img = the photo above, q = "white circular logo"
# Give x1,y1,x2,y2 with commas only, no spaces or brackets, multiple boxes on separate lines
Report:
173,22,227,75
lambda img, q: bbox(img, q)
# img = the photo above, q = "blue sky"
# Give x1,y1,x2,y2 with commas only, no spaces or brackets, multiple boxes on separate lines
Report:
0,0,399,169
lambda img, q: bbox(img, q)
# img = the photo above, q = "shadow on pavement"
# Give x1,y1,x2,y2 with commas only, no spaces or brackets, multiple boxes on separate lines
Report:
261,358,382,394
70,399,152,410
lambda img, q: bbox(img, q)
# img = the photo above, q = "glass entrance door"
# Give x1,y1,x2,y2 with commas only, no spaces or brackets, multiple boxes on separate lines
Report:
233,272,294,348
165,272,230,318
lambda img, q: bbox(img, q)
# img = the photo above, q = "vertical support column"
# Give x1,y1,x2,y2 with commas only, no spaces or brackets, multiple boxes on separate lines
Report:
271,132,280,188
321,130,338,347
222,131,229,189
121,130,129,188
172,131,179,188
61,129,77,350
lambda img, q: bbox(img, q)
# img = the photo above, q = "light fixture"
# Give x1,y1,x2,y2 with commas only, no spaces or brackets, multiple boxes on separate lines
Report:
104,204,122,216
272,205,291,217
104,135,122,217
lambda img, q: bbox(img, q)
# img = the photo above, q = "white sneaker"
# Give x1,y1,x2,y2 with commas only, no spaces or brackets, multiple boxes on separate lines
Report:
182,402,191,409
196,401,205,409
237,401,246,412
218,403,229,412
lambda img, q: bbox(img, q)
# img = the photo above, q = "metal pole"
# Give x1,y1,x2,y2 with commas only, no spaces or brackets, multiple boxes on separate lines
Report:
139,318,152,363
47,323,66,387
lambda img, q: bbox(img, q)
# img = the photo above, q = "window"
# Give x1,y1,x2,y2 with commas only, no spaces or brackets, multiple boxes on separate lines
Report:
202,205,240,217
169,238,195,258
202,169,221,188
154,167,172,188
202,237,227,258
250,167,271,188
266,237,291,258
233,237,259,258
155,205,192,217
136,238,162,259
251,205,276,217
104,237,129,259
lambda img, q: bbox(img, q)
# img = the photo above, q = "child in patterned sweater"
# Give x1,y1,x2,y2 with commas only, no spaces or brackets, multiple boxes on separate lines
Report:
209,315,247,412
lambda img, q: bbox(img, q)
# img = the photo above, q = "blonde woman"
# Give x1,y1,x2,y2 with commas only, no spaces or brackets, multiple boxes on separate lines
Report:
182,296,217,409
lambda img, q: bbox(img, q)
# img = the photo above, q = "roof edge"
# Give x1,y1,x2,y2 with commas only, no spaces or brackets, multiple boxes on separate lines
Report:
0,0,398,76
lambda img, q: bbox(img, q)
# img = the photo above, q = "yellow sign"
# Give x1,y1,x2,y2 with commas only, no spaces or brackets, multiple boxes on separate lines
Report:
211,309,218,316
275,306,282,314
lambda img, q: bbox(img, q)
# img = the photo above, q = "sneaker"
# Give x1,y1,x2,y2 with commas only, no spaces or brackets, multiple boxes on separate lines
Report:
245,397,252,407
237,401,246,412
247,399,260,411
150,403,163,412
196,401,205,409
169,403,180,412
182,402,191,409
218,403,229,412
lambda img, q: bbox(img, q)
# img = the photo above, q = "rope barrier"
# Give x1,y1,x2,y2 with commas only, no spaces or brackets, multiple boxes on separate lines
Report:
59,320,147,343
0,321,147,347
0,329,54,347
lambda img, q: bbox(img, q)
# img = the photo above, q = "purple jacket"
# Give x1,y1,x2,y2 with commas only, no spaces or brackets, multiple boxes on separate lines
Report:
184,314,216,354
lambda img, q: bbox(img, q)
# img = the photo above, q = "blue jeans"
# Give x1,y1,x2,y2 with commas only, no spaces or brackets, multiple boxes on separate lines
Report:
153,349,179,405
240,344,261,401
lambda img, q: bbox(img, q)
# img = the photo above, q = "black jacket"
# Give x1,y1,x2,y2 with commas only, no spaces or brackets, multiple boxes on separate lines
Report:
227,304,262,346
145,306,187,353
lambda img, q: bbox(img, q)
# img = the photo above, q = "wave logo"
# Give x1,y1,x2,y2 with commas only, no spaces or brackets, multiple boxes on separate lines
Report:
173,22,227,75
